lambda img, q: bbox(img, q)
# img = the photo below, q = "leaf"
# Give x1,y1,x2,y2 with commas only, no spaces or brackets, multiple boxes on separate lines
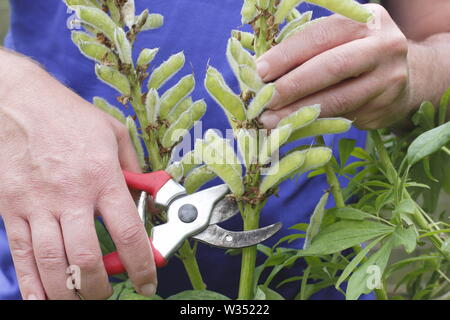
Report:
304,192,329,249
257,286,285,300
332,207,374,221
346,237,394,300
339,138,356,167
351,147,372,161
302,220,394,255
392,225,417,254
254,287,266,300
441,238,450,254
95,219,116,255
439,86,450,125
167,290,230,300
422,156,439,182
406,122,450,166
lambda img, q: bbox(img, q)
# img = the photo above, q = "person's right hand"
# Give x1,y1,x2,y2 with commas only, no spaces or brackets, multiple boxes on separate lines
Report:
0,51,157,300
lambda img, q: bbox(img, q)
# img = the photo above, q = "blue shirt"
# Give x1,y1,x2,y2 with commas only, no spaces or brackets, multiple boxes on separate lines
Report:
1,0,369,300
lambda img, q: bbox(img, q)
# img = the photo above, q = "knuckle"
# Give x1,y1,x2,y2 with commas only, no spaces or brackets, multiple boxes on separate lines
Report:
85,153,116,183
36,245,66,270
72,249,101,271
327,93,353,115
9,237,34,262
326,52,350,78
310,24,331,48
116,223,145,247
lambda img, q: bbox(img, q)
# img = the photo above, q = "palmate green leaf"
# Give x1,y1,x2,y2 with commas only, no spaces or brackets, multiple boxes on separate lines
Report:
331,207,374,221
257,286,285,300
167,290,230,300
406,122,450,166
304,192,329,249
301,220,394,255
339,138,356,167
392,225,417,254
346,237,394,300
412,101,435,129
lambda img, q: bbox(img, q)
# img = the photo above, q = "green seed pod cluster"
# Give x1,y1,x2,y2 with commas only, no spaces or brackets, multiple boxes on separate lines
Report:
286,7,302,23
288,118,353,142
306,0,373,23
241,0,258,24
126,116,146,168
276,11,312,43
159,74,195,119
276,104,321,130
204,66,246,122
114,28,133,66
259,124,293,165
226,38,257,92
93,97,126,124
74,6,117,41
142,14,164,30
148,52,185,90
166,97,193,124
274,0,304,24
238,65,264,92
144,89,160,126
65,0,100,9
247,83,276,120
236,129,258,168
75,41,118,67
105,0,122,26
95,64,131,96
137,48,159,69
184,165,217,194
259,151,306,194
121,0,136,29
231,30,255,52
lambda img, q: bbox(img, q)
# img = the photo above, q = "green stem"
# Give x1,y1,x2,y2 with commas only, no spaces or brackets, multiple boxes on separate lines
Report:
238,204,261,299
178,241,206,291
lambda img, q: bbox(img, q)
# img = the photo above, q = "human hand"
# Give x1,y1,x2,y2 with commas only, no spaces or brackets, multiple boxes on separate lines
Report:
0,53,156,300
257,4,412,130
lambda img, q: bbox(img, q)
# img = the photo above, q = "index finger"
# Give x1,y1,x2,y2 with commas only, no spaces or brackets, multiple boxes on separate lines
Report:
256,13,369,82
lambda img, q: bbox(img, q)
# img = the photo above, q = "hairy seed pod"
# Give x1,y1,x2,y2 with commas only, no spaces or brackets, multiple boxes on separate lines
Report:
304,192,329,249
93,96,126,123
135,9,149,30
105,0,122,26
259,125,293,165
288,118,352,142
281,17,324,41
148,51,185,90
64,0,100,9
161,100,206,148
121,0,135,29
95,64,131,96
293,147,332,176
276,11,312,42
75,6,117,41
238,65,264,92
159,74,195,119
166,161,184,182
257,0,270,10
166,97,192,124
145,88,160,125
226,38,257,91
114,28,133,66
184,165,217,194
231,30,255,52
277,104,320,130
137,48,159,68
236,129,258,168
75,41,118,66
204,66,246,121
126,116,146,169
180,150,202,175
71,31,97,44
241,0,258,24
259,151,306,194
274,0,304,24
307,0,373,23
247,83,276,120
286,7,302,22
142,13,164,30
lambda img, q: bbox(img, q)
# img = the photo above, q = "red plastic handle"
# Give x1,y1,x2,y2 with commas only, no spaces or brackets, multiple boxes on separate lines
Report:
103,239,168,275
123,170,172,198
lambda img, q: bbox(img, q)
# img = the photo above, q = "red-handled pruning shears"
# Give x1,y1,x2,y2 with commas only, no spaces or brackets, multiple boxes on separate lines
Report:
102,170,282,275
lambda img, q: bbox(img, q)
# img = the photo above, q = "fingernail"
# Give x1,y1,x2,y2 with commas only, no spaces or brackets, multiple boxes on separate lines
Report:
256,58,269,81
139,283,156,297
27,294,38,300
259,112,280,129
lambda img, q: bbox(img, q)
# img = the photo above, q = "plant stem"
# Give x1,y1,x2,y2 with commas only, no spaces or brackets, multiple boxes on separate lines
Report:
178,241,206,290
238,204,261,299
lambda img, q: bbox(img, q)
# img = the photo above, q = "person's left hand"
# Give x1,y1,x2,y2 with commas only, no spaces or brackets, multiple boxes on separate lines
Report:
257,4,412,130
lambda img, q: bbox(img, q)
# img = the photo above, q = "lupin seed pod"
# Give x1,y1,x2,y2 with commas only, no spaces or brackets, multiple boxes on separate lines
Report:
236,129,258,168
231,30,255,52
238,65,264,92
247,83,276,120
114,28,133,66
274,0,304,24
65,0,100,9
204,66,246,121
277,104,321,131
142,14,164,30
292,147,332,176
306,0,373,23
259,125,293,165
227,38,256,70
75,6,117,41
121,0,136,29
166,97,192,124
159,74,195,119
76,41,118,67
259,151,306,194
148,52,185,90
180,150,202,175
241,0,258,24
281,17,324,41
204,129,242,176
288,118,352,142
134,9,149,30
137,48,159,68
95,64,131,96
166,161,184,182
93,97,126,124
276,11,313,43
105,0,122,26
145,89,160,125
161,100,206,148
257,0,270,10
286,7,302,22
184,165,217,194
71,31,97,45
126,116,146,169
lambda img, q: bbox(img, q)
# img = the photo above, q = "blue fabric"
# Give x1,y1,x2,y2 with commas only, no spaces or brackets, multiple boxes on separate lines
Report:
1,0,370,300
